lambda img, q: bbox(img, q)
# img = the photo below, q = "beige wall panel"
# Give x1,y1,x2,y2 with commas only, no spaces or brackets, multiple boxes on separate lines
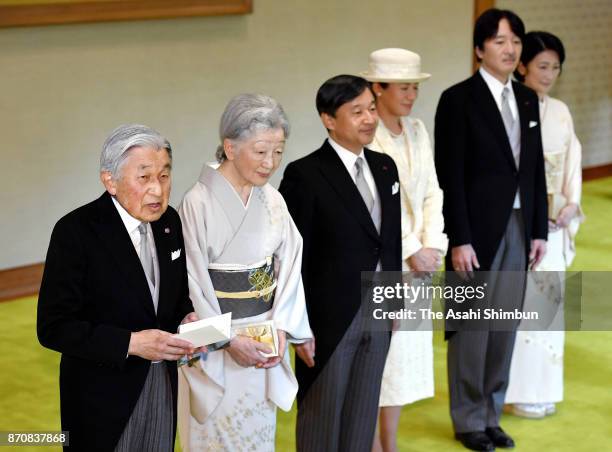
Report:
0,0,472,269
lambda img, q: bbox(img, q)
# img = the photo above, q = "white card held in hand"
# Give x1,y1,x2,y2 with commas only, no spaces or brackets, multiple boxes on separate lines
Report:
175,312,232,347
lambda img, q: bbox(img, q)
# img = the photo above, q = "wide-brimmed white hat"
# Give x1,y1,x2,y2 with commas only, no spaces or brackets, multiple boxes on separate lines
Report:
360,48,431,83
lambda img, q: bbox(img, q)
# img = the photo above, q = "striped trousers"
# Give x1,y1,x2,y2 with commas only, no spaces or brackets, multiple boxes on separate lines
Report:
448,209,527,432
115,362,174,452
297,308,390,452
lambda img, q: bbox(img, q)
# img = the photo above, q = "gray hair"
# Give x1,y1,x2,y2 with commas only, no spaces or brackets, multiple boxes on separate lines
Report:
216,94,290,162
100,124,172,179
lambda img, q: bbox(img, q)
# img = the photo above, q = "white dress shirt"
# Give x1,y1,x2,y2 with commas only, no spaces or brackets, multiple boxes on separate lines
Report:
328,137,382,269
479,66,518,120
111,196,157,262
111,196,160,306
328,137,379,203
111,196,161,360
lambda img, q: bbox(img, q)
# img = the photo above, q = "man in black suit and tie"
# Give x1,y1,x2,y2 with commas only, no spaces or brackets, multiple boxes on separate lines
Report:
37,124,199,451
434,9,548,451
279,75,402,452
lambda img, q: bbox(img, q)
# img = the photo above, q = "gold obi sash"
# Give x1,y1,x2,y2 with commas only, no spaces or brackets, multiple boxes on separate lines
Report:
209,257,276,319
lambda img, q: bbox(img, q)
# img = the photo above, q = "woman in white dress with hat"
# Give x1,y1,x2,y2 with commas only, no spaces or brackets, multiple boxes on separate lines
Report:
362,48,448,452
505,31,583,419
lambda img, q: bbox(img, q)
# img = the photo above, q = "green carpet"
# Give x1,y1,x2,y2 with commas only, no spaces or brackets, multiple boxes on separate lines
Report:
2,177,611,451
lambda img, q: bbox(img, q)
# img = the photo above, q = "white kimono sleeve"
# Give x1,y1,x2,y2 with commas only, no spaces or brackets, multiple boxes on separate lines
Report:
178,186,225,425
263,197,313,412
417,120,448,255
270,198,312,343
561,105,584,266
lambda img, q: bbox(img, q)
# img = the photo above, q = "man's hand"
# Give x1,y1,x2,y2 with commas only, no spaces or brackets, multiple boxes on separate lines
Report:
294,337,315,368
128,329,195,361
451,244,480,279
529,239,547,270
178,312,208,357
555,203,578,229
260,330,287,369
227,335,271,367
408,248,443,272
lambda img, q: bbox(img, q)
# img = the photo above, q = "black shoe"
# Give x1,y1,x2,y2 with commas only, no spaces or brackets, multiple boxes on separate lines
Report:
485,426,515,448
454,431,496,451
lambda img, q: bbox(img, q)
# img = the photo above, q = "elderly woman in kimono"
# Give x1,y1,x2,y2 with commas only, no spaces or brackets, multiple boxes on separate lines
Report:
505,31,583,419
177,93,312,451
361,48,448,452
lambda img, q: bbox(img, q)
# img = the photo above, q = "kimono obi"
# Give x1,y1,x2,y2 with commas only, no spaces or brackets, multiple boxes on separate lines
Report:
209,256,276,319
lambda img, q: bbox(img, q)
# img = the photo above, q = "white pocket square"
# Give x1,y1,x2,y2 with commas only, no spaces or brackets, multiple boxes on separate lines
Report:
391,181,400,195
529,120,538,128
171,249,181,261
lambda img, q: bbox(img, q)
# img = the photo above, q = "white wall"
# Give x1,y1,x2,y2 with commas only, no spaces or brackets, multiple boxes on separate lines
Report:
0,0,473,269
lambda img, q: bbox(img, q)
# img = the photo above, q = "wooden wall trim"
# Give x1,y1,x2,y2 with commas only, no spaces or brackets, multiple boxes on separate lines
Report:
0,0,252,28
0,263,44,302
472,0,496,72
583,163,612,181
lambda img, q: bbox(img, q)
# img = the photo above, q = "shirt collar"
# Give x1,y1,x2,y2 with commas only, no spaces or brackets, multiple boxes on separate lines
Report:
479,66,514,101
111,195,143,235
327,137,365,170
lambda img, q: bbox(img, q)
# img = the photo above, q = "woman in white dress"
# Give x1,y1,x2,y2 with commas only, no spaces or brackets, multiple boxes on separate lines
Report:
505,31,583,419
362,48,448,452
177,94,312,451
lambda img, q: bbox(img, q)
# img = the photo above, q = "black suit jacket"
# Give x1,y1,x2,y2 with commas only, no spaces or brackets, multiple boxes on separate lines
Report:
434,72,548,271
37,192,193,451
279,140,402,401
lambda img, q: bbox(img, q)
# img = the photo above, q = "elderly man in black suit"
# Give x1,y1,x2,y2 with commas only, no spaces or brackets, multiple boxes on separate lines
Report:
38,124,199,451
434,9,548,451
279,75,402,452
